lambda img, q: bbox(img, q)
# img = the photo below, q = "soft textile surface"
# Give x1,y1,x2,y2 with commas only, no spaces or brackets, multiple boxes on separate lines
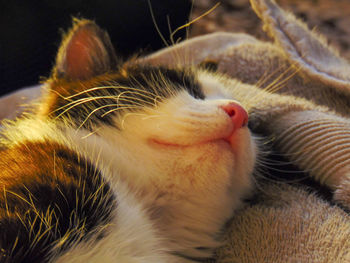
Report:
0,86,41,121
215,182,350,263
1,0,350,261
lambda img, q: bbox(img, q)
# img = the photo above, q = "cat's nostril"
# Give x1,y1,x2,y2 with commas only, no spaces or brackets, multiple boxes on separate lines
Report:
220,102,249,129
222,106,236,117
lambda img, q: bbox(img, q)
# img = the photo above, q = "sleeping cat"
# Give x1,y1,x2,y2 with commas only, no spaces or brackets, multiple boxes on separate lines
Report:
0,19,257,262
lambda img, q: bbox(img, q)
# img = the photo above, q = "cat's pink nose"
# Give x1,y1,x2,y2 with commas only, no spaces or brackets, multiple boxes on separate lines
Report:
220,102,248,130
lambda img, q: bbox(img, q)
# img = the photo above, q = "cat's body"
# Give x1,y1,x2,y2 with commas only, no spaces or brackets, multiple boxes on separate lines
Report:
0,20,256,262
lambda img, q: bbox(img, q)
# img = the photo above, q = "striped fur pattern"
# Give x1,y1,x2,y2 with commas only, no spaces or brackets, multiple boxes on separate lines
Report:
0,20,257,262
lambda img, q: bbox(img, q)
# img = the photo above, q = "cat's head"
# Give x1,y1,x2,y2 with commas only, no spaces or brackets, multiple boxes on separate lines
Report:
41,19,256,197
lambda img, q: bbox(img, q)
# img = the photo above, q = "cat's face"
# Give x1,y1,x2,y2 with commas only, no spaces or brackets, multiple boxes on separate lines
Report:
41,20,256,200
100,71,255,196
28,19,258,262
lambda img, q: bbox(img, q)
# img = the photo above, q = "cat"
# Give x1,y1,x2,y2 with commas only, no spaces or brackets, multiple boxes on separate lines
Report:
0,19,257,262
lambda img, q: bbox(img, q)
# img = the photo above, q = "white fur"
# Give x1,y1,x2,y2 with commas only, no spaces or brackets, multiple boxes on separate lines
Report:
53,181,177,263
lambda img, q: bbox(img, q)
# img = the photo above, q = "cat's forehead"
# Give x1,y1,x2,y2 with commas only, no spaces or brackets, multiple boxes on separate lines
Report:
49,65,204,105
108,65,205,100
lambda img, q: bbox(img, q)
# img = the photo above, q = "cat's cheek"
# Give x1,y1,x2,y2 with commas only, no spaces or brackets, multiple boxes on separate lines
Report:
226,127,254,160
228,128,257,182
226,126,248,146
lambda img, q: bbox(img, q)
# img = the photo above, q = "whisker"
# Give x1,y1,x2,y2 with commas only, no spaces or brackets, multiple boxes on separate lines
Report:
254,63,289,90
116,90,159,106
120,112,149,130
243,64,301,108
147,0,169,47
76,104,122,129
141,113,166,120
52,97,98,114
64,85,156,100
186,0,195,41
128,73,163,99
166,15,173,43
100,106,142,119
80,128,102,140
53,91,156,119
264,66,301,94
169,2,220,46
54,96,122,118
261,64,298,93
76,98,149,129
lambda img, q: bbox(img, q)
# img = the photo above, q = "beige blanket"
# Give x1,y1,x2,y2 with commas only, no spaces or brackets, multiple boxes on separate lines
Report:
1,0,350,261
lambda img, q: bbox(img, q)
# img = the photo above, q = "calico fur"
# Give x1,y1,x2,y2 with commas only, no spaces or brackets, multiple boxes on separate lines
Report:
0,19,257,262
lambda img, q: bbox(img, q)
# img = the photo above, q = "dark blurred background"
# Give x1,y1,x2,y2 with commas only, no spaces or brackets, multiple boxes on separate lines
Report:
2,0,350,97
0,0,192,96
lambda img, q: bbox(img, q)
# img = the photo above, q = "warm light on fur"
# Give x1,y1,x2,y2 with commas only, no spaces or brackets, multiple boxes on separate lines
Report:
2,0,350,262
0,15,256,263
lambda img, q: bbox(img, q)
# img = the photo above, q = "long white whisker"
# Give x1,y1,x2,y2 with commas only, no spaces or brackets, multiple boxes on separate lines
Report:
64,85,156,100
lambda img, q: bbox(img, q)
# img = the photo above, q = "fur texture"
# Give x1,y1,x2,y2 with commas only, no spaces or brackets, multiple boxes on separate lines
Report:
2,0,350,262
0,19,257,263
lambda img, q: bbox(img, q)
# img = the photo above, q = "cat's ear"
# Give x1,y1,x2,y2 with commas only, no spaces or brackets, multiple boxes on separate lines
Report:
250,0,350,90
54,19,118,80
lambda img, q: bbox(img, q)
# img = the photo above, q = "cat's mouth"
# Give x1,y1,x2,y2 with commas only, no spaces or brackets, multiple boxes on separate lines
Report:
150,138,229,148
149,127,248,149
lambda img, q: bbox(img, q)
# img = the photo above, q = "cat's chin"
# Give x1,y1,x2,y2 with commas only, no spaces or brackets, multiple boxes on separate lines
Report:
147,127,256,178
